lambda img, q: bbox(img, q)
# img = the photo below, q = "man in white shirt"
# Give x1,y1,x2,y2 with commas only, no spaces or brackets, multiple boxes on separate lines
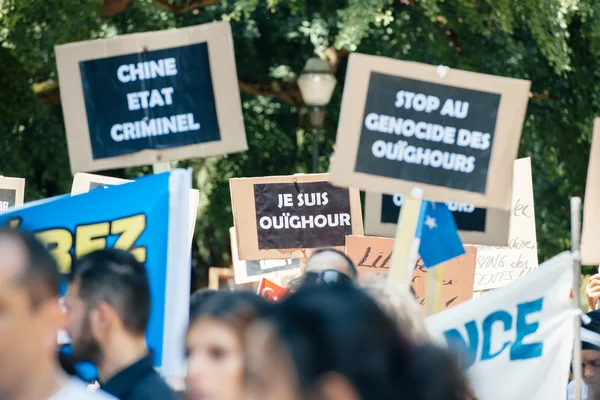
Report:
0,229,115,400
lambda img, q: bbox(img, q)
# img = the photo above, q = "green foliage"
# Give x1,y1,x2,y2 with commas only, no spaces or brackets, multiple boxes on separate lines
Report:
1,0,600,280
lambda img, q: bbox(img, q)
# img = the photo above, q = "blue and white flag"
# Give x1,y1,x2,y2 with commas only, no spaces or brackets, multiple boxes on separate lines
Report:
427,252,577,400
416,201,465,268
0,169,192,377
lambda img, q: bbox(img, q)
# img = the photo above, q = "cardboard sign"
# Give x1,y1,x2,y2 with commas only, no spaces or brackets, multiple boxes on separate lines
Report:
230,228,301,284
582,118,600,264
71,173,131,194
364,192,510,245
412,248,477,311
56,21,247,173
230,173,363,260
71,172,199,248
474,158,538,290
0,176,25,211
345,235,395,276
345,235,476,311
329,54,530,210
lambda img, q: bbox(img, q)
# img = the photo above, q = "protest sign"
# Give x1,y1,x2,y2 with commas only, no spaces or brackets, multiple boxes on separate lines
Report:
329,53,530,210
55,21,246,173
230,227,301,284
411,248,477,312
71,172,131,193
230,173,363,260
364,192,510,246
0,171,191,377
345,235,395,276
345,235,476,312
474,158,537,291
71,172,199,248
581,118,600,264
0,176,25,211
427,252,576,400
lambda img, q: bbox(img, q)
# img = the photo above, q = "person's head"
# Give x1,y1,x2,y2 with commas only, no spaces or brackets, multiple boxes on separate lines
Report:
360,274,430,345
304,249,357,280
64,249,150,365
185,291,268,400
245,284,467,400
0,229,63,392
582,310,600,390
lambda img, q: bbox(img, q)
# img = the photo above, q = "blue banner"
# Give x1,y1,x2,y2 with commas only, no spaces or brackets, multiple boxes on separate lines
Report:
0,171,191,375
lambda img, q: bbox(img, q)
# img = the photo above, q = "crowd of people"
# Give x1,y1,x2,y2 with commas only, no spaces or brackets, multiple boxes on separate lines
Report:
3,226,600,399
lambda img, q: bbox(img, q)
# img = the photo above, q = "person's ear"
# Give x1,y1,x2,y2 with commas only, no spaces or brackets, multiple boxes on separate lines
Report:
317,373,360,400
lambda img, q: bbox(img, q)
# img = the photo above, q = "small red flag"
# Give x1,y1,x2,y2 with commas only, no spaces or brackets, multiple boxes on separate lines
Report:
257,278,289,303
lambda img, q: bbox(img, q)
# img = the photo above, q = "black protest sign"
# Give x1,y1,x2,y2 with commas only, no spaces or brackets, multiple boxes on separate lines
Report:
380,194,486,232
330,54,530,209
355,73,500,193
363,191,510,246
0,177,25,211
56,21,247,173
80,43,219,160
0,189,16,211
254,182,352,249
230,174,364,260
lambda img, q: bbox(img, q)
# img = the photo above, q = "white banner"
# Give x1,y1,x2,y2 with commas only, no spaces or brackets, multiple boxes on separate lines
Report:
427,252,576,400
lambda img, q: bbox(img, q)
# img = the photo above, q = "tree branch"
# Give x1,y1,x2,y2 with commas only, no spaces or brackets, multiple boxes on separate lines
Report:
323,47,349,73
238,81,303,107
154,0,221,14
102,0,132,18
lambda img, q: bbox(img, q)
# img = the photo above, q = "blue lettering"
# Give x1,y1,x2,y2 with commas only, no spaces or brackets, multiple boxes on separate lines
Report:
510,298,543,360
481,311,512,360
444,320,478,368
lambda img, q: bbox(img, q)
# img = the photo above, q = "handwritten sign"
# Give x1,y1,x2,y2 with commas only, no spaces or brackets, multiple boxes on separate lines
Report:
329,54,530,209
474,158,537,291
345,235,395,276
56,21,246,173
345,235,477,312
230,173,363,260
411,247,477,311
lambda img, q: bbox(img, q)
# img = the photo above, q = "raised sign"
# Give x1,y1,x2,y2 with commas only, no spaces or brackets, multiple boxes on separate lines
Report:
330,53,530,209
230,173,363,260
56,21,246,173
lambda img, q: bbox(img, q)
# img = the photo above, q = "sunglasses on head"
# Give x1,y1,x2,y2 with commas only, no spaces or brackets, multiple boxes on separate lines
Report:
302,270,353,286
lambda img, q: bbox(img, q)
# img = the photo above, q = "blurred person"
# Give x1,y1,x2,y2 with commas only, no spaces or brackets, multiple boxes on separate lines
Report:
573,310,600,400
64,249,176,400
185,291,268,400
244,284,471,400
360,274,430,344
287,249,356,291
0,228,115,399
587,274,600,311
304,248,357,279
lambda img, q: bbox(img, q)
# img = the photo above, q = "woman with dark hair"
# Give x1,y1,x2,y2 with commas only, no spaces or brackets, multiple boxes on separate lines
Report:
244,284,472,400
184,291,268,400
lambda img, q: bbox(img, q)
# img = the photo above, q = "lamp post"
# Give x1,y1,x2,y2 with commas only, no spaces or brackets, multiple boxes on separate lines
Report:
297,58,337,173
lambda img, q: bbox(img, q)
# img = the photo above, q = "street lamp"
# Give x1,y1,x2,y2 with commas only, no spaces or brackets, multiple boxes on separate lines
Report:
298,58,337,173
